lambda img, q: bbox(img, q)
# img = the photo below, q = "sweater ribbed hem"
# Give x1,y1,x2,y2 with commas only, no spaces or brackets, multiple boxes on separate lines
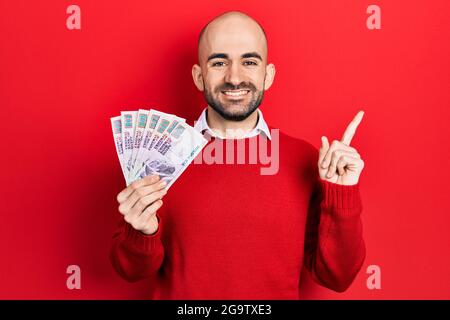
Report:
318,178,363,214
123,215,161,251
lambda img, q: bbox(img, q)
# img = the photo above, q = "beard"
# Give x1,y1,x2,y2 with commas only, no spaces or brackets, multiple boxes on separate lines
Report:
203,80,264,121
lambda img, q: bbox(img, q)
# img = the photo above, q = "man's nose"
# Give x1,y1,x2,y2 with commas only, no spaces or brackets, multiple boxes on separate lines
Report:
224,62,243,86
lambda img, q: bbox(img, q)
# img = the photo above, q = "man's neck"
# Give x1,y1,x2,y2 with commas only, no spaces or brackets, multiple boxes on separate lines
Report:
206,106,259,139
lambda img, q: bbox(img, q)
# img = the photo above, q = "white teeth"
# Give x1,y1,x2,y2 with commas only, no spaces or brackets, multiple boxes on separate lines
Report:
223,90,249,96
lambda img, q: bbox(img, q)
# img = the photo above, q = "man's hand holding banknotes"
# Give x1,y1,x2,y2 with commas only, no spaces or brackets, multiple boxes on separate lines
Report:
110,109,207,235
116,175,166,235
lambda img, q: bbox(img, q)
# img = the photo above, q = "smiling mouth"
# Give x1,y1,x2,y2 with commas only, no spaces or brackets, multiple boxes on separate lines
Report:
221,90,250,98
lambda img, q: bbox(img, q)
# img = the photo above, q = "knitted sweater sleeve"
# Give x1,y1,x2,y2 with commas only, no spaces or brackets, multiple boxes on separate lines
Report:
303,174,366,292
109,213,165,282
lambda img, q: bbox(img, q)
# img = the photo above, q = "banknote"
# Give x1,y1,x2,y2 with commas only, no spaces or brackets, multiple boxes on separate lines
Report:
121,111,138,184
128,109,149,181
148,116,184,155
130,110,185,181
129,109,160,179
134,121,207,189
111,109,204,189
110,116,127,181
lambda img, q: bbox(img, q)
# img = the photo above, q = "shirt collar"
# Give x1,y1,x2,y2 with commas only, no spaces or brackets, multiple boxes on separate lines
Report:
193,108,272,140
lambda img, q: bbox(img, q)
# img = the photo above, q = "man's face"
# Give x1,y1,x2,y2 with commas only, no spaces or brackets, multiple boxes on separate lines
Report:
194,15,274,121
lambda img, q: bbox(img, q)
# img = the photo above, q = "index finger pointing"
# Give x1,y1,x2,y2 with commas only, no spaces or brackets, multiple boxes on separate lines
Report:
341,110,364,145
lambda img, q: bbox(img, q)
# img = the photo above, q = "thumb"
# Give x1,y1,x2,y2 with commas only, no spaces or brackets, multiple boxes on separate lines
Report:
319,136,329,163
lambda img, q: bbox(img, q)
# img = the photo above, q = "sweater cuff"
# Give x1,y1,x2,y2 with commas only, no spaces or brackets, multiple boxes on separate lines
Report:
123,216,162,252
318,178,363,214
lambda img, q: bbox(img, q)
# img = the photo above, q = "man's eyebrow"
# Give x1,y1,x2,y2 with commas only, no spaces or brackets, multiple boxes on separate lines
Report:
241,52,263,61
206,52,263,62
207,53,229,61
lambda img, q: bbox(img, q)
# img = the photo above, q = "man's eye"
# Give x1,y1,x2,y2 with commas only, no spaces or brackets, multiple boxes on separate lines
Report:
212,61,226,67
243,60,258,66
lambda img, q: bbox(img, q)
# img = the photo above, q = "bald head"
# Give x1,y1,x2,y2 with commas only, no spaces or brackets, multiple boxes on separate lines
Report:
191,11,275,123
197,11,268,64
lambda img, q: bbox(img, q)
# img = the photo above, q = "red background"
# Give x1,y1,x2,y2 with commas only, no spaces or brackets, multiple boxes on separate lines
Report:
1,0,449,299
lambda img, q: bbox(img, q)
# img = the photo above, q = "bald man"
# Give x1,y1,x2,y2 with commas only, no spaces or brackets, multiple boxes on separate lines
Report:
110,11,366,299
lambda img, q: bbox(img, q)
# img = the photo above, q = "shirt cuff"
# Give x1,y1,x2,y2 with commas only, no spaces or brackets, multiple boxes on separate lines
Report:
318,177,363,214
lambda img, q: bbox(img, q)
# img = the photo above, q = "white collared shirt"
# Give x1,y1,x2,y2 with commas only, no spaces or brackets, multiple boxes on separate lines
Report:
193,108,272,140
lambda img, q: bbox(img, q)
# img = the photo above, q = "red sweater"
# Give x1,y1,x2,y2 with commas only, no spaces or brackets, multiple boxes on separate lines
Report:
110,131,366,299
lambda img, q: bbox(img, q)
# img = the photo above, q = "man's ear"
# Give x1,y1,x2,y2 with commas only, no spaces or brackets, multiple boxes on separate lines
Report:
263,63,276,90
192,64,204,91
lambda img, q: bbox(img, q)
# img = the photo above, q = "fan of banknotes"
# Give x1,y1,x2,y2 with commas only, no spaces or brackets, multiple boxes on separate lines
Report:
110,109,208,189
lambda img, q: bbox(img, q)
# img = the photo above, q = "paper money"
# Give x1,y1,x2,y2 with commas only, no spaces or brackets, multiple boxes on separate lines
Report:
111,109,206,188
128,109,149,181
121,111,138,184
135,121,207,189
110,116,127,181
129,109,160,179
130,110,186,181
